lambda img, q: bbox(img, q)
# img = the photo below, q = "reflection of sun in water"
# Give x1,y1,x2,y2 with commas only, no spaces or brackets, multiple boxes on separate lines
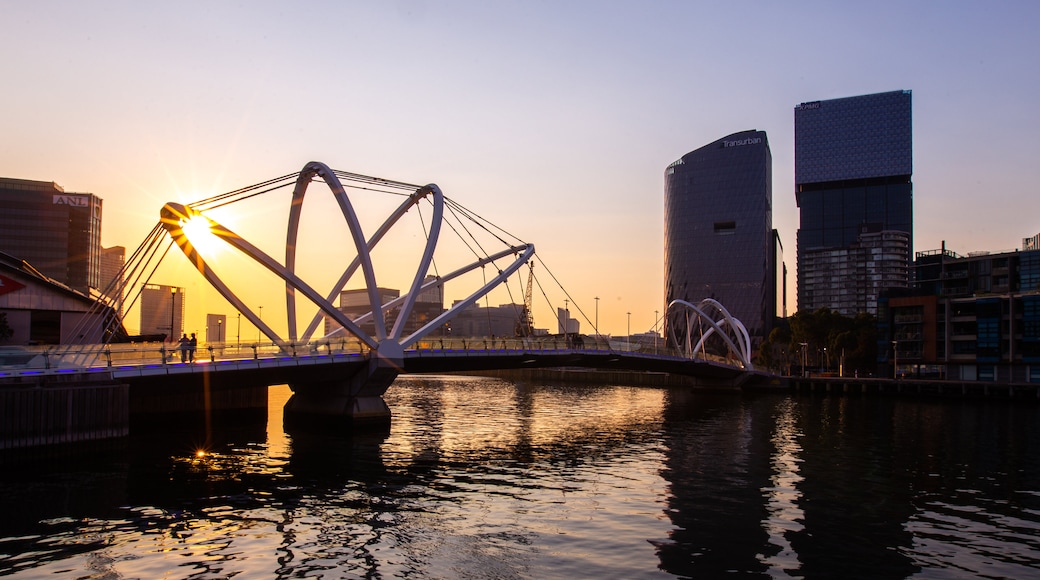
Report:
181,215,223,256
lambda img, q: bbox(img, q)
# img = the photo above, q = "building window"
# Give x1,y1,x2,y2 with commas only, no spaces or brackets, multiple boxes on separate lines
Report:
714,221,736,235
1031,366,1040,383
978,365,995,381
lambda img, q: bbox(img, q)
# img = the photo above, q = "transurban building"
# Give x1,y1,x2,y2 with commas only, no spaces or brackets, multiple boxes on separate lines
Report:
664,129,783,345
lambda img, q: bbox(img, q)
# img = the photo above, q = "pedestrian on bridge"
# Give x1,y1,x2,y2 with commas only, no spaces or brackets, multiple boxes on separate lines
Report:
188,333,197,363
178,334,190,363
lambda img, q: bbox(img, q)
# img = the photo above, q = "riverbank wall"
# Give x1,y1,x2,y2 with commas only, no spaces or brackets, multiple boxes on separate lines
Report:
0,378,129,451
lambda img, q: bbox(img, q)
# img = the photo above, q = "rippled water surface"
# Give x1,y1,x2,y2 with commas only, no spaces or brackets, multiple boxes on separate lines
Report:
2,376,1040,578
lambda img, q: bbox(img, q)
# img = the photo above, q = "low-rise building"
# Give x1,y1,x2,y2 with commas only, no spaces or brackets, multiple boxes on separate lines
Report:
0,251,122,345
878,243,1040,382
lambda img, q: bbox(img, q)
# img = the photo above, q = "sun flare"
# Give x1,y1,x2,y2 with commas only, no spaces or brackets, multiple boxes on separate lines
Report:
180,214,223,256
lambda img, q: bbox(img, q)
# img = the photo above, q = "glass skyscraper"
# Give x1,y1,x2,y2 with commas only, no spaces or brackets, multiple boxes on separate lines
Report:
664,129,776,341
795,90,913,314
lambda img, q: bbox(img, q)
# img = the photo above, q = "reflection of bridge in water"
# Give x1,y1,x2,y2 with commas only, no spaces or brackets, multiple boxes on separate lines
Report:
2,162,762,435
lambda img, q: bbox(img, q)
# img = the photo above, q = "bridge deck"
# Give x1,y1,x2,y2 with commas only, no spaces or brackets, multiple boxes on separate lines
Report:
0,338,750,385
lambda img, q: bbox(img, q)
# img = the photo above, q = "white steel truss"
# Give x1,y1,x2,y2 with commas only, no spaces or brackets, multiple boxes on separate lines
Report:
159,161,534,352
667,298,753,370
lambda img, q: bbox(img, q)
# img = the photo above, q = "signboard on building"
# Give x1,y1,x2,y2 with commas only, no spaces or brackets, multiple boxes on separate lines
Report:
53,194,90,207
0,274,26,296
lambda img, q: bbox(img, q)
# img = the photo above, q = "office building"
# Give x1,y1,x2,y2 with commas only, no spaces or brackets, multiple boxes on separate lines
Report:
206,313,227,344
795,90,913,314
0,178,103,295
328,276,445,340
448,301,527,338
140,284,183,341
664,129,777,342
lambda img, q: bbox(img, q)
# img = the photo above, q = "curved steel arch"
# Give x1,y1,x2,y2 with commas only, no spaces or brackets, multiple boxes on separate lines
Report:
667,298,753,370
159,161,534,352
160,202,378,350
285,162,445,343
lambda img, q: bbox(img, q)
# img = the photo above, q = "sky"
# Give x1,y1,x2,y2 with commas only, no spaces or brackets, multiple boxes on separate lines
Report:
2,1,1039,338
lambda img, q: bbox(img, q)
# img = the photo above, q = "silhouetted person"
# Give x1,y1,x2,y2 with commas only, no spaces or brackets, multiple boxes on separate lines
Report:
178,334,189,363
188,333,197,362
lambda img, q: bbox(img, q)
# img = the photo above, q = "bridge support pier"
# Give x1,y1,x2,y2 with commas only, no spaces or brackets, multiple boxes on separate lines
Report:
284,342,403,430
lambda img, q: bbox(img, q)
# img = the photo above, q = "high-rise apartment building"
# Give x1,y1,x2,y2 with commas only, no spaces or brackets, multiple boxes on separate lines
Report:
664,130,777,341
799,224,910,315
795,90,913,315
0,178,103,295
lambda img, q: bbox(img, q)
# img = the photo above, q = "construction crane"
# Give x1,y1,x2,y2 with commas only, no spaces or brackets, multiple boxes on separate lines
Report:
515,262,535,337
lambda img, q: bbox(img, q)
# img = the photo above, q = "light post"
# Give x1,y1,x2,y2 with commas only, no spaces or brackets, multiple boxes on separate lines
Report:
892,340,898,379
595,296,600,337
236,313,241,348
627,311,631,351
654,309,659,354
258,305,263,344
564,299,569,335
800,342,808,377
169,286,177,342
217,319,222,343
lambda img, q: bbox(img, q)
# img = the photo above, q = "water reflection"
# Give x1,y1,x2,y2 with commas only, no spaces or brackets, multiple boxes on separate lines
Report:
759,397,805,575
655,390,776,576
1,378,1040,578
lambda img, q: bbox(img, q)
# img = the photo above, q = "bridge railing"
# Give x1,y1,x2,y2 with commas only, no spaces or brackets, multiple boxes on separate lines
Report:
0,335,742,379
0,339,372,375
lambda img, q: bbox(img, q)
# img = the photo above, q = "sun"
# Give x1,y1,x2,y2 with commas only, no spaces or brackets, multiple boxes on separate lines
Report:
180,214,223,256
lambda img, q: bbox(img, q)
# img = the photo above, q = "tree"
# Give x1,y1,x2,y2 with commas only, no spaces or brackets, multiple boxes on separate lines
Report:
0,312,12,342
759,308,878,376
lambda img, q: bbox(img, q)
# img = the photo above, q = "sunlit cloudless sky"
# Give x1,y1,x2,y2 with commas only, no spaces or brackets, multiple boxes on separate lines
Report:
2,1,1038,336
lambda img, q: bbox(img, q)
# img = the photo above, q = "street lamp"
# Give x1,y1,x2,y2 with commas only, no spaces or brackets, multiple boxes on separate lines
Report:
169,286,177,342
258,305,263,344
217,319,222,343
627,311,631,351
800,342,808,377
236,312,241,348
564,299,569,335
892,340,898,379
595,296,600,337
654,309,659,354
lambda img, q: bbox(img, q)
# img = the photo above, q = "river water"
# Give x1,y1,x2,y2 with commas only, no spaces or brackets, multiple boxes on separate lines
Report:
2,376,1039,579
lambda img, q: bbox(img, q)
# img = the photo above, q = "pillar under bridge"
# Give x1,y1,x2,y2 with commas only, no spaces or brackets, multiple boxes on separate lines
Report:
283,343,403,429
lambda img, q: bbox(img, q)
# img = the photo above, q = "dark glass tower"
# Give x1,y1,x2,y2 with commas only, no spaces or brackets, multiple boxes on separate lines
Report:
795,90,913,314
664,130,775,341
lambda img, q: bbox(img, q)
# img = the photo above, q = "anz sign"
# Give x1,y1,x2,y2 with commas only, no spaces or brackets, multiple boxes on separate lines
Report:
53,194,90,207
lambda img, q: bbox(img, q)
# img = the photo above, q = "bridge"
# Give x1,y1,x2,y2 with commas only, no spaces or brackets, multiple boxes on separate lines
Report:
1,162,761,436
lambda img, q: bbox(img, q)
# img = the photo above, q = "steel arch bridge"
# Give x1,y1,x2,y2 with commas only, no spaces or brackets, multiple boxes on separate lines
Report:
667,298,753,370
39,161,758,427
149,161,536,423
158,161,534,360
